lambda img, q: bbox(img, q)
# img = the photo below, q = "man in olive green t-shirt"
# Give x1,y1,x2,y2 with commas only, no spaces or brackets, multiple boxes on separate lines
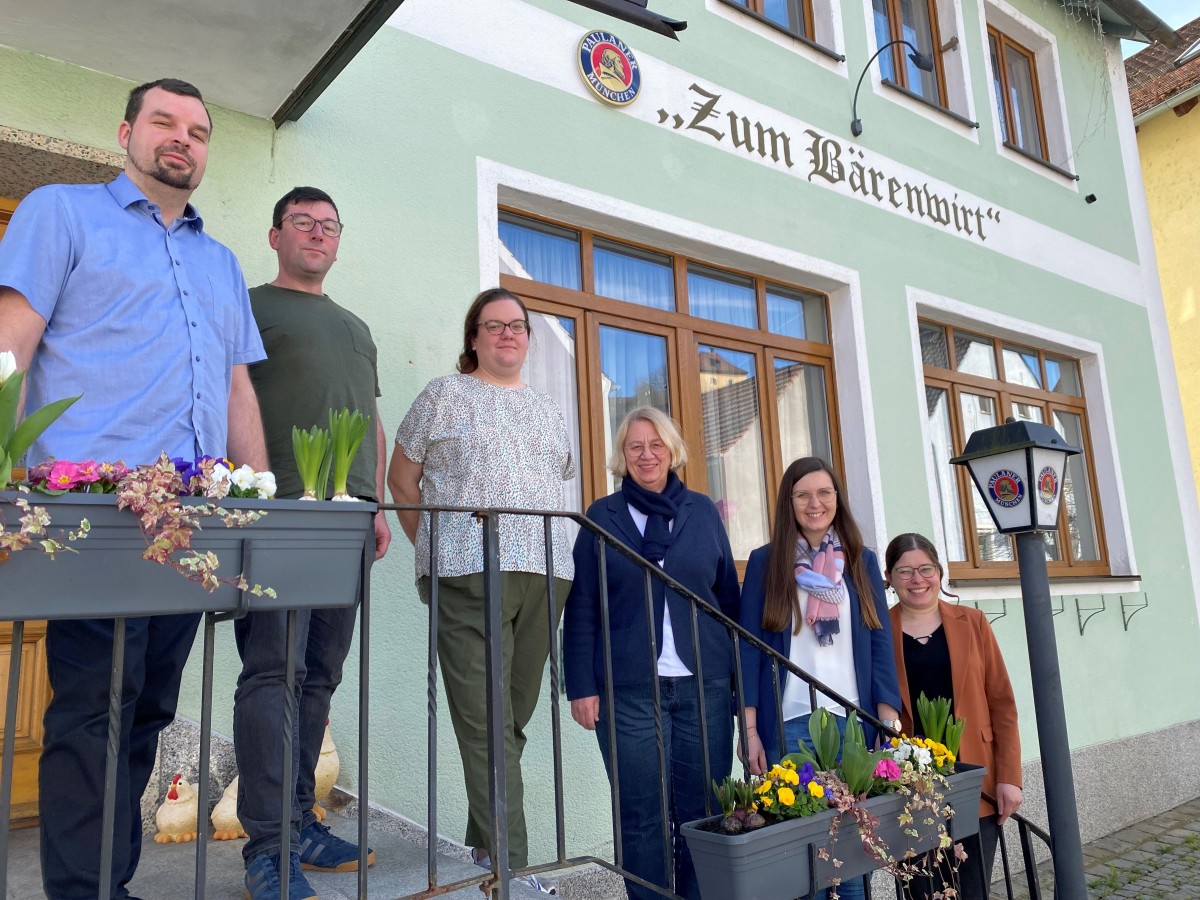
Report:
234,187,391,898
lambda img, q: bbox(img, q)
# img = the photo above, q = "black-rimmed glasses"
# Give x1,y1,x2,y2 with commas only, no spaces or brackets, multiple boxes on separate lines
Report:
282,212,343,237
476,319,529,335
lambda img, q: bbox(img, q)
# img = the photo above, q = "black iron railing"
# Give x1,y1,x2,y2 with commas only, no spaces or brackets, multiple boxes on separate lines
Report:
0,500,1055,899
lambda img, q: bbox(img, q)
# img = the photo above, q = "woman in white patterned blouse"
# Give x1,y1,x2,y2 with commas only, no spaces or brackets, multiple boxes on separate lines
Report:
388,287,573,886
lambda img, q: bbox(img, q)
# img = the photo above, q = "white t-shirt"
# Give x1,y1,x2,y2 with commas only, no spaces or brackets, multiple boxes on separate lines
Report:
780,584,860,720
628,505,692,677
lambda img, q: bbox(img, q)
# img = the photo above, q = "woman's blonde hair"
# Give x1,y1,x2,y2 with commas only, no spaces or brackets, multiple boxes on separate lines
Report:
608,407,688,476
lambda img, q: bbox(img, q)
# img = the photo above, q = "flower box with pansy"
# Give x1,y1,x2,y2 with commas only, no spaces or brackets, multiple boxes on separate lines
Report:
681,707,984,899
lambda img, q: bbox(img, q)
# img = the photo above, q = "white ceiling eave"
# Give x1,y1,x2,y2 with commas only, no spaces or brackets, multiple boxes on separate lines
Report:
0,0,405,126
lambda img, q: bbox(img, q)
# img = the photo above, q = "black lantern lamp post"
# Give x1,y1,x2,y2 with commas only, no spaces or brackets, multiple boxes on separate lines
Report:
851,39,934,136
951,419,1088,900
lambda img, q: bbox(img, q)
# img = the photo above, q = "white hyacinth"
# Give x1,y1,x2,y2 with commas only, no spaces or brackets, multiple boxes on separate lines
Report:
0,350,16,387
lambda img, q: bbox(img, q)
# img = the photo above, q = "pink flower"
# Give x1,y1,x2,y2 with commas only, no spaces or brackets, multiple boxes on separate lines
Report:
97,461,130,483
874,758,902,781
47,461,82,491
74,460,101,483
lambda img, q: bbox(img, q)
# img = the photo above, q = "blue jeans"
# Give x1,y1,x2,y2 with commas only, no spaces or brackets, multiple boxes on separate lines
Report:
39,613,201,899
596,676,734,900
782,713,865,900
233,603,359,862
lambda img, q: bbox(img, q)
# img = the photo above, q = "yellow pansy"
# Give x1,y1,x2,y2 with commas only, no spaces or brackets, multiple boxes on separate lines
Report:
809,781,825,798
777,787,795,806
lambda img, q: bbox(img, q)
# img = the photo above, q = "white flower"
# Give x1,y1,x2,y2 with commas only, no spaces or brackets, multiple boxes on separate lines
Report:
893,742,912,762
0,350,16,387
253,471,277,500
914,747,932,768
231,465,256,491
209,462,232,485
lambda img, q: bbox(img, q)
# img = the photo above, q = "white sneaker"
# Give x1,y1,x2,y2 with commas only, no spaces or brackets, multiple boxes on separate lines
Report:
471,851,557,894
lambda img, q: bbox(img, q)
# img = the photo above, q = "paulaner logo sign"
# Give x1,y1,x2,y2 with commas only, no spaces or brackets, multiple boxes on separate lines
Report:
655,84,1003,244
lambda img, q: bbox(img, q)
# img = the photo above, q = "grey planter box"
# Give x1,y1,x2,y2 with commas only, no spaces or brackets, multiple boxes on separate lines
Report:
681,764,985,900
0,492,375,620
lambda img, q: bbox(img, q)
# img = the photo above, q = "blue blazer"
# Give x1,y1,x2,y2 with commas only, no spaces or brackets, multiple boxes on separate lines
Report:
563,489,741,699
738,544,901,757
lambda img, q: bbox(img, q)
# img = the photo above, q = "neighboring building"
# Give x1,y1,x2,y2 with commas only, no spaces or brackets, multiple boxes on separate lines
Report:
1126,17,1200,499
3,0,1200,875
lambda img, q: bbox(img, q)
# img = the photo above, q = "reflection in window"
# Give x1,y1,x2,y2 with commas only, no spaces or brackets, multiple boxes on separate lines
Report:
688,264,757,329
954,332,997,378
776,359,833,468
594,238,674,311
920,322,950,368
1046,354,1081,396
926,387,966,561
600,326,670,494
989,28,1046,159
498,213,581,289
960,392,1013,562
1054,411,1099,561
766,285,827,342
873,0,943,104
698,345,769,558
1002,344,1041,388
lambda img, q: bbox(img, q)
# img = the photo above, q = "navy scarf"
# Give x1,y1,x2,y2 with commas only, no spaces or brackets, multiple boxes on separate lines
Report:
621,471,687,563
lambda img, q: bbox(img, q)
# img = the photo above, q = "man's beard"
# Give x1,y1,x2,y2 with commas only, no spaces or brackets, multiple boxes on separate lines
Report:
142,145,195,190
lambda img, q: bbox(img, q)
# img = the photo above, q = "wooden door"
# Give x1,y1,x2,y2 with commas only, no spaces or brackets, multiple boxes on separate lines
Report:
0,195,51,827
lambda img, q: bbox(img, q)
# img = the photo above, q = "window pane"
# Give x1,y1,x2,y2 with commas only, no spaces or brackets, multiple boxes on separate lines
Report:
990,33,1010,144
959,392,1013,562
766,285,827,342
775,359,833,467
873,0,895,81
919,322,950,368
600,326,670,495
522,314,584,537
763,0,807,36
1002,344,1041,388
698,345,769,558
1010,401,1044,424
1005,43,1045,158
954,332,997,378
1053,411,1100,561
593,238,674,311
1046,354,1082,396
498,213,581,289
899,0,941,102
688,264,757,329
927,387,966,561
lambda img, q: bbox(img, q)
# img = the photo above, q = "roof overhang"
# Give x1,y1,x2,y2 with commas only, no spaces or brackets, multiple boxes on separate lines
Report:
563,0,686,39
1061,0,1183,48
0,0,405,127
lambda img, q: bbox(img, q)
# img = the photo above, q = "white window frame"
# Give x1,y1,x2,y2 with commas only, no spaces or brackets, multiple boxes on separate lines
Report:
906,286,1136,594
979,0,1076,185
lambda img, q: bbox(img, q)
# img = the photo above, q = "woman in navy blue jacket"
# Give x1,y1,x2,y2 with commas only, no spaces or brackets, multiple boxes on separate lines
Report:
738,457,901,900
564,407,739,900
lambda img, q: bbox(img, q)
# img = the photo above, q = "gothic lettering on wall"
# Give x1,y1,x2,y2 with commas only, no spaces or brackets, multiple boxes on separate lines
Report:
656,83,1001,243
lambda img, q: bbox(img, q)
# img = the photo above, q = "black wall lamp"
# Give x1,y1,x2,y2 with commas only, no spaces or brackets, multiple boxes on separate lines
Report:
851,39,935,136
564,0,686,39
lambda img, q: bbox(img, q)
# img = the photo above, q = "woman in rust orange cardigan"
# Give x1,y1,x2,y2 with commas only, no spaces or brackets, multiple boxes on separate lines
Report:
884,533,1022,900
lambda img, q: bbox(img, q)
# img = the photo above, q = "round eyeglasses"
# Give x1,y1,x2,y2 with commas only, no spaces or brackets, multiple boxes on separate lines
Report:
282,212,343,237
892,564,939,581
476,319,529,335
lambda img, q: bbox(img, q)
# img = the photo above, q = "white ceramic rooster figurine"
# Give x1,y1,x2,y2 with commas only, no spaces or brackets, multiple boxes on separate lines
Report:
211,776,247,840
312,721,340,821
153,773,198,843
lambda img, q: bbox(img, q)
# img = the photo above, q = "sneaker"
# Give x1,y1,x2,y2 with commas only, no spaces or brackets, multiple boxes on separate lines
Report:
244,851,318,900
298,819,376,873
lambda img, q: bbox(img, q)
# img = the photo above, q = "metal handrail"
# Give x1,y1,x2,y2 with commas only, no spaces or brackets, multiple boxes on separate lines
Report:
0,498,1055,899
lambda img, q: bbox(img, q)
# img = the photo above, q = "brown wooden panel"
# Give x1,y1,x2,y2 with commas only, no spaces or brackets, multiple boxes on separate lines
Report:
0,621,49,825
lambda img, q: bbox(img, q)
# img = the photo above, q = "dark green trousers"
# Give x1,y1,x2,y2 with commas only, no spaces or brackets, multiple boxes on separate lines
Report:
423,572,570,868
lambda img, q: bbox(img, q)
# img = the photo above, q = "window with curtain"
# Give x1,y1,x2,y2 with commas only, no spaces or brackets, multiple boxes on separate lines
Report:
919,319,1106,578
872,0,946,106
498,209,841,559
988,26,1047,160
718,0,815,41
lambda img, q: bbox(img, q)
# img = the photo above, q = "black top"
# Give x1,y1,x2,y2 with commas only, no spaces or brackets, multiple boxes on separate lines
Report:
902,624,954,734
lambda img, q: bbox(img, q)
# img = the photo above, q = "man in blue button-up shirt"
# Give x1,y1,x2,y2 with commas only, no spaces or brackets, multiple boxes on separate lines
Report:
0,78,267,900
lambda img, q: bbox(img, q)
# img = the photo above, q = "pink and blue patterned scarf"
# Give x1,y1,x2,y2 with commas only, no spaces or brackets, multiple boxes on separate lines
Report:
794,529,846,647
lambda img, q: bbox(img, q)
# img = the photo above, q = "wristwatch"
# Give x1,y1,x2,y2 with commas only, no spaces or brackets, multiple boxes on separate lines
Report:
884,718,902,732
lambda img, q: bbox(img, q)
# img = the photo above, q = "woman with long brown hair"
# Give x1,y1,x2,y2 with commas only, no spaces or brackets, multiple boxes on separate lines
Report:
737,457,901,900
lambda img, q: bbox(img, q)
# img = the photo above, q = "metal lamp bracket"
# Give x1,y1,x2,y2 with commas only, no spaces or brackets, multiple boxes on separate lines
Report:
1050,596,1065,617
1120,593,1149,631
972,598,1008,624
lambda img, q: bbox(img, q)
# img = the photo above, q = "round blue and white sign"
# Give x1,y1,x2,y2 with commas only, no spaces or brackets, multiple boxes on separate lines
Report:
987,469,1025,509
578,30,641,107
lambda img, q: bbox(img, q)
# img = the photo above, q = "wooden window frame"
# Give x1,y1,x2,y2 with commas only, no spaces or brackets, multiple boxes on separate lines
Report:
876,0,949,108
498,208,843,556
987,25,1048,162
718,0,815,41
920,320,1108,580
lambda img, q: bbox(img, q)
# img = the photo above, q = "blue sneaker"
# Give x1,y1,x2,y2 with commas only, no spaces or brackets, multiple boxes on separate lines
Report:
298,819,376,872
244,851,318,900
